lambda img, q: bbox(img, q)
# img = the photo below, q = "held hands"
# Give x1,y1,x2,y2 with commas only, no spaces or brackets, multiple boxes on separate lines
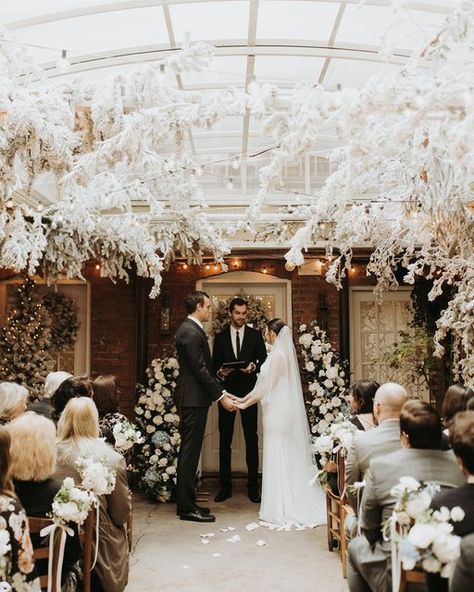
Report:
220,394,237,412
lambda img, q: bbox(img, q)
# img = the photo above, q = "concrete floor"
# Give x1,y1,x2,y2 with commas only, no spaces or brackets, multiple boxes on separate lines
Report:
127,481,348,592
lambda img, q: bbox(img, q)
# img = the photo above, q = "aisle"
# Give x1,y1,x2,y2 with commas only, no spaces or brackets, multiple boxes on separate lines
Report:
127,483,348,592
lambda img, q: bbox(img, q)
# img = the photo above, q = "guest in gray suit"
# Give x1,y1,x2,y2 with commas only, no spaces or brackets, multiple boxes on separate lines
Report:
347,400,466,592
345,382,408,511
451,532,474,592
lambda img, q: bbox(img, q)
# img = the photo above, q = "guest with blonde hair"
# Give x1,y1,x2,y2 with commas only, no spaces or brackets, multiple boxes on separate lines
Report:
0,426,40,591
0,381,28,424
7,412,81,589
56,397,130,592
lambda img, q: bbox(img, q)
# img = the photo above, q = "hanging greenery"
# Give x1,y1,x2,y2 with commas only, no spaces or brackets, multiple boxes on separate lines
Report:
210,291,268,337
42,291,80,353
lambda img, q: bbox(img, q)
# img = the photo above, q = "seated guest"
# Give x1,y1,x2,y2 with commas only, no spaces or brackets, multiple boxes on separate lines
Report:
0,382,28,425
56,397,130,592
0,426,40,591
441,384,473,433
51,375,93,422
345,382,408,511
92,375,128,445
28,371,72,420
348,380,379,431
431,411,474,536
451,533,474,592
346,400,466,592
7,413,81,589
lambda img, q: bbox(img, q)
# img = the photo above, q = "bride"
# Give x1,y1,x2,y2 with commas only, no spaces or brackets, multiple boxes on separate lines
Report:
234,318,326,529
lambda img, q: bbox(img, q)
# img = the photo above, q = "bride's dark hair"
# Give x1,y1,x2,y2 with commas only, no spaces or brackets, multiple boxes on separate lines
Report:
266,318,286,335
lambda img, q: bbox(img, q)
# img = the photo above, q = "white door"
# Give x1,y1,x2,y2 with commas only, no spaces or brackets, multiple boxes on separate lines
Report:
350,288,427,399
198,272,292,474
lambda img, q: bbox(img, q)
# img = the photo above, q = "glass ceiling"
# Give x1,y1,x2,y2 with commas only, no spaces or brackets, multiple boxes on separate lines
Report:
1,0,455,204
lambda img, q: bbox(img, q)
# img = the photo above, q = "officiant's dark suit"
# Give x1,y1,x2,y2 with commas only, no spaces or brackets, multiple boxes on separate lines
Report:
213,300,267,501
175,291,228,522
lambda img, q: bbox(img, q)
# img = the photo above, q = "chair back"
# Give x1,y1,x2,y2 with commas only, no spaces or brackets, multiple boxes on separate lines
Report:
28,517,61,592
336,448,346,497
79,508,95,592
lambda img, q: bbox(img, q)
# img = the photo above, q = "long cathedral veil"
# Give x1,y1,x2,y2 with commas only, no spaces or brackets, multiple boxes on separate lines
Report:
269,325,317,472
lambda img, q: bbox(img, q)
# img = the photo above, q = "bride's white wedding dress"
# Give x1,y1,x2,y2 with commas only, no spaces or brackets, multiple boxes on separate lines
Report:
247,326,326,528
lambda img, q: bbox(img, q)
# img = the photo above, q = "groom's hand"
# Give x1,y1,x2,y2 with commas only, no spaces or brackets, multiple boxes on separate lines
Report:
220,394,237,412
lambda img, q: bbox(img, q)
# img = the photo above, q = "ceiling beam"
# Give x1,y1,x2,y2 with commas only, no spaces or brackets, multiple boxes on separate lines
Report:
317,0,346,86
241,0,259,171
4,0,453,30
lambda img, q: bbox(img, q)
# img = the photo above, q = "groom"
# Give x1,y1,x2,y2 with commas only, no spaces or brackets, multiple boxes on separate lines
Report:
175,290,237,523
213,297,267,503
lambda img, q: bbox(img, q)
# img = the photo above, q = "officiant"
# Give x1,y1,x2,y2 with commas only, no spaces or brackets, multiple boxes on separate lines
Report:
212,297,267,503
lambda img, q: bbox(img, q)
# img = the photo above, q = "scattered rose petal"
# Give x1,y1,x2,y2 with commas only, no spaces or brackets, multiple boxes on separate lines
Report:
182,565,190,569
246,522,259,531
200,533,215,538
226,535,241,543
201,539,210,545
220,528,229,533
227,526,236,531
256,540,266,547
212,553,222,558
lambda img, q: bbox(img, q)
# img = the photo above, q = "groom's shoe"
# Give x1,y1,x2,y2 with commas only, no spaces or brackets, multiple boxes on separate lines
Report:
176,505,210,516
248,492,261,503
214,489,232,502
180,509,216,523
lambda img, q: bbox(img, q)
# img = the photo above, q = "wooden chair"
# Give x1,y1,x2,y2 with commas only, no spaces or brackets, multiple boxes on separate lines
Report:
398,568,427,591
28,509,95,592
28,517,62,592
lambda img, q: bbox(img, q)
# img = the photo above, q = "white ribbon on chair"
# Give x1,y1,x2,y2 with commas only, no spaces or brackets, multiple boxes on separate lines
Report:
40,523,74,592
383,513,401,592
91,502,100,570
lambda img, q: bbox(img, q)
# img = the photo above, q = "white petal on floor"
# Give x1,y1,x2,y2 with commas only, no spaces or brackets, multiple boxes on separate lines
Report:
200,533,215,538
212,553,222,558
246,522,259,531
227,526,236,531
182,565,190,569
201,539,210,545
226,534,241,543
256,540,266,547
220,528,229,533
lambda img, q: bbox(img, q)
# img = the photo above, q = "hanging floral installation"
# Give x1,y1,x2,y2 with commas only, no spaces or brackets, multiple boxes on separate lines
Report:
254,2,474,383
2,1,474,381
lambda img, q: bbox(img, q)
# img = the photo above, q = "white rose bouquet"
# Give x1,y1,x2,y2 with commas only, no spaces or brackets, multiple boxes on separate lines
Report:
76,456,117,496
135,353,181,502
298,321,350,440
112,421,144,453
311,419,357,484
51,477,94,526
387,477,464,579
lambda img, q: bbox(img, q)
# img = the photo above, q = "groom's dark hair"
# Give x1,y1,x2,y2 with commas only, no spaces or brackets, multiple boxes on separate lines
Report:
229,297,248,312
185,290,210,314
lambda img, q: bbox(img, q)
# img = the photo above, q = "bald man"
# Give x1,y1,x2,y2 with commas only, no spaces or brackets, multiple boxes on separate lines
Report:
345,382,408,511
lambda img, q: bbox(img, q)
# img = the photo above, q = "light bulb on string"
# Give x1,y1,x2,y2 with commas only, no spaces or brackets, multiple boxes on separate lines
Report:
227,178,234,190
56,49,71,72
231,157,240,170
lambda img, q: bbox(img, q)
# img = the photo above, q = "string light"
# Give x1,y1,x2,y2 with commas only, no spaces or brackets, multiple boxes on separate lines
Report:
262,266,268,274
95,264,100,270
205,264,211,270
231,157,240,170
227,178,234,190
182,263,188,270
56,49,71,72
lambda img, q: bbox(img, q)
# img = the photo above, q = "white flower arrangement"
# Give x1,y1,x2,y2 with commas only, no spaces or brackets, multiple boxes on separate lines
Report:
51,477,94,526
112,421,144,453
76,455,117,497
135,355,181,502
298,321,350,440
312,419,358,484
388,477,464,578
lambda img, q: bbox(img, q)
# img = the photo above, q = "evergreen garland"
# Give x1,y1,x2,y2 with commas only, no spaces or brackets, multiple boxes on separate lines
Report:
0,280,54,396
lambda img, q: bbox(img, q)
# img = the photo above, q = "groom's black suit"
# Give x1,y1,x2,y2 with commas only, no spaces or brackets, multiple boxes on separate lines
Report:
212,324,267,493
175,317,223,513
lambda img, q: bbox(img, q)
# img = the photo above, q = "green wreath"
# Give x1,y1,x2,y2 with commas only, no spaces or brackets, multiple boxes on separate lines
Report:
42,291,80,352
